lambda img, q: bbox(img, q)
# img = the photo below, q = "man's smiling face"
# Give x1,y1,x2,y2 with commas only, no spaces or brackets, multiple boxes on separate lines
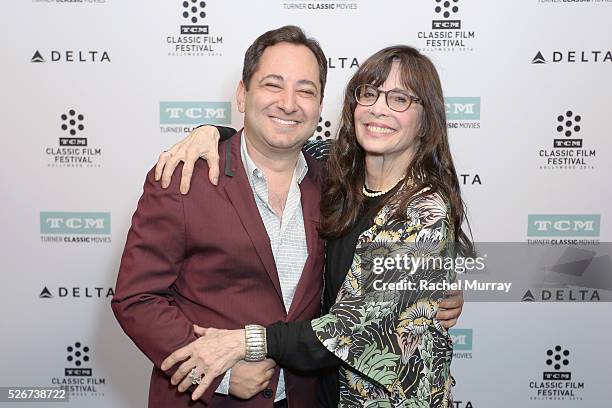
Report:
237,42,323,154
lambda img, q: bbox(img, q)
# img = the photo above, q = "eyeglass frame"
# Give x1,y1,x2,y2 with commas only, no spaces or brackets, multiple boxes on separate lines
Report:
354,84,422,112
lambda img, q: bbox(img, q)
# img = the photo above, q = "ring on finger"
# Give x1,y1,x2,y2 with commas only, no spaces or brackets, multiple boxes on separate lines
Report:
189,367,204,385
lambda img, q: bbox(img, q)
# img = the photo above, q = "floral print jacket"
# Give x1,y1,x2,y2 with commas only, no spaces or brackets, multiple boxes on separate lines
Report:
311,187,456,407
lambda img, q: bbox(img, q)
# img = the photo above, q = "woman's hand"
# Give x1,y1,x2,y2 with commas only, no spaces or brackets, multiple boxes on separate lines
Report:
436,289,464,329
161,326,246,401
155,125,221,194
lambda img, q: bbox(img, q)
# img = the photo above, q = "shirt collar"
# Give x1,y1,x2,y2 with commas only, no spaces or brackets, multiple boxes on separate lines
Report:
240,130,309,185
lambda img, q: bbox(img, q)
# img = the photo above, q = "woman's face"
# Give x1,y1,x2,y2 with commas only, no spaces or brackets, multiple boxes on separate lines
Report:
354,61,422,165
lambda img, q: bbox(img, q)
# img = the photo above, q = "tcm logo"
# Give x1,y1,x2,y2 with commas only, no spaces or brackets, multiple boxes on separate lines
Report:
181,26,208,34
65,368,92,377
554,110,582,148
544,372,571,380
180,0,208,34
543,345,571,381
432,0,461,29
40,212,111,235
445,97,480,120
59,138,87,146
432,20,461,29
65,342,92,376
527,215,600,237
554,139,582,148
160,102,231,125
449,328,472,351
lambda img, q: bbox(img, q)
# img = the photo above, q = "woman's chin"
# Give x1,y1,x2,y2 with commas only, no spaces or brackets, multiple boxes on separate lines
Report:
359,141,393,157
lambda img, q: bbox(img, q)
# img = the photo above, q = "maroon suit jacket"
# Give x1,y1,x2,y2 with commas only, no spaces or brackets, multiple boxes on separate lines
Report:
112,131,325,407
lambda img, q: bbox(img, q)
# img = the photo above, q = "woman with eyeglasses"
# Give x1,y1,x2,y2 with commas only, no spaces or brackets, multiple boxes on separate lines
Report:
156,46,473,407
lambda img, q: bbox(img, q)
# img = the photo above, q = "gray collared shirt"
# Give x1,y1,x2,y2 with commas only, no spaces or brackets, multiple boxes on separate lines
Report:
216,131,309,401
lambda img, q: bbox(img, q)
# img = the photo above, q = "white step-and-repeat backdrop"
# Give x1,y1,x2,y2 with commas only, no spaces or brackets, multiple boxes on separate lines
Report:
2,0,611,407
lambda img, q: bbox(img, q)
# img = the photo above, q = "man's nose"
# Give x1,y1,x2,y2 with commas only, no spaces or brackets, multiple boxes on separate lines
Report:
277,88,298,113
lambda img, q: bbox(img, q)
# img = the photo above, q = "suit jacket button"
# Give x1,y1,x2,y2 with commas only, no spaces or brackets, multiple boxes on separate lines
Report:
262,388,274,399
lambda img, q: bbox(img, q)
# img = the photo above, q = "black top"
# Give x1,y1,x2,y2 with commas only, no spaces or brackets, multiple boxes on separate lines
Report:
266,195,386,407
214,126,382,406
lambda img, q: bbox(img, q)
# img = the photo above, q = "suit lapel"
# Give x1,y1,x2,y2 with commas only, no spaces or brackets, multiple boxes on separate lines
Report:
221,131,284,303
287,159,322,319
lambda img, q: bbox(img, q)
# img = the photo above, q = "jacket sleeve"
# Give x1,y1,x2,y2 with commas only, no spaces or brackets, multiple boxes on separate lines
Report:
303,139,333,163
216,126,238,141
193,124,237,141
266,320,342,372
111,167,222,404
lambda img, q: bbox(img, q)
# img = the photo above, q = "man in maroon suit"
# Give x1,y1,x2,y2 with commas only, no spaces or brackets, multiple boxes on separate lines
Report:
112,26,327,407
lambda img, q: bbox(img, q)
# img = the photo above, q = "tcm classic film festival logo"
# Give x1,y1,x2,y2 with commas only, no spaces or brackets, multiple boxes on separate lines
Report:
40,212,111,244
528,346,584,402
45,109,103,168
159,101,231,135
418,0,477,52
166,0,223,57
537,110,596,170
50,342,107,398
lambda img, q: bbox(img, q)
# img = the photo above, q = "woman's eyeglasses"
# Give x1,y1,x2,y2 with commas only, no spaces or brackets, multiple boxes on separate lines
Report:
354,84,421,112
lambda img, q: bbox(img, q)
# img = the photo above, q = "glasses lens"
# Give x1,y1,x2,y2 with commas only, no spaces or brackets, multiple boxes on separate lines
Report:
356,85,378,106
387,90,411,112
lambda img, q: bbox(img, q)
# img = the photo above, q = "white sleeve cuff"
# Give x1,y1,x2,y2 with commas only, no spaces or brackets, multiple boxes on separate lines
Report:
214,368,232,395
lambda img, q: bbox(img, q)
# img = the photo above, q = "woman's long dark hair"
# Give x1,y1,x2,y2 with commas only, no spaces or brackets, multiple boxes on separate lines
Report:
320,45,474,257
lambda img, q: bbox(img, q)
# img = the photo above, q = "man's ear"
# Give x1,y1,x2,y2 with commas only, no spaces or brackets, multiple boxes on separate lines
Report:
236,81,246,113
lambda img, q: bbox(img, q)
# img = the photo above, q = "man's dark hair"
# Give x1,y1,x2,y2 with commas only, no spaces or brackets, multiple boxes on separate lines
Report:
242,25,327,100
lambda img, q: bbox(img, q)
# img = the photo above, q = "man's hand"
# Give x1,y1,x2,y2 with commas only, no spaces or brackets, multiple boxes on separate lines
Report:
229,359,276,400
154,125,221,194
436,289,464,329
160,327,246,401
